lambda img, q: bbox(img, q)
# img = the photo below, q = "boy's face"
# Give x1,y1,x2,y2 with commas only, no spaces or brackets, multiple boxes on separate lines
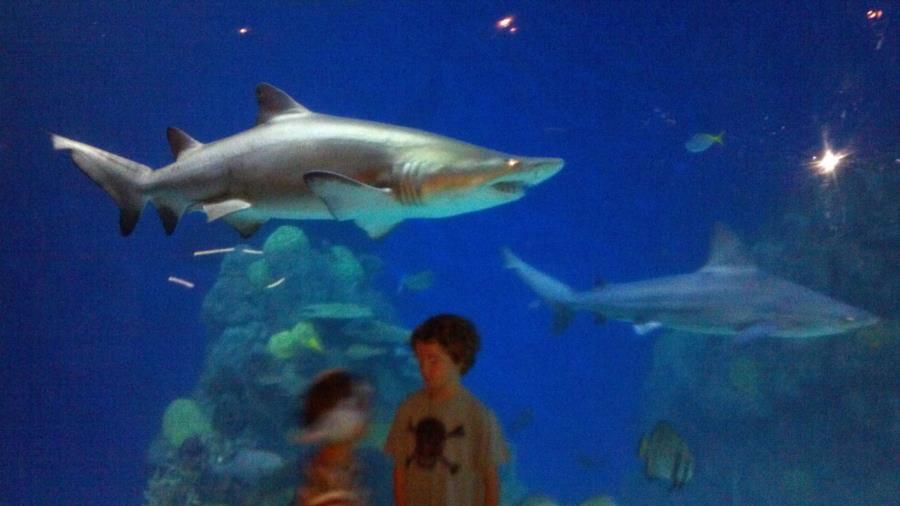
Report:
413,340,461,393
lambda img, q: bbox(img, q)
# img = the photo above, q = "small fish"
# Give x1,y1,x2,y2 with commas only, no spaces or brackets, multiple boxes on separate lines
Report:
397,269,435,293
193,247,235,256
638,421,694,490
684,131,724,153
344,344,387,361
167,276,195,289
506,408,534,435
210,448,285,482
300,332,324,353
298,303,374,320
266,277,286,289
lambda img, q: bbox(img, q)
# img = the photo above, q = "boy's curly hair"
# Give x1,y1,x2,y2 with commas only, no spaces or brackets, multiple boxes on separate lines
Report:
411,314,480,375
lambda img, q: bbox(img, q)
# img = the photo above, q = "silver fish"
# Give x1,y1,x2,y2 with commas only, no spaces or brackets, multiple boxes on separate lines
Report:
210,448,285,483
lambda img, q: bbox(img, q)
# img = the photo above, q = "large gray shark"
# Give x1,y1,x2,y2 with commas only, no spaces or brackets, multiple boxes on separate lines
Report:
51,83,563,238
502,224,879,339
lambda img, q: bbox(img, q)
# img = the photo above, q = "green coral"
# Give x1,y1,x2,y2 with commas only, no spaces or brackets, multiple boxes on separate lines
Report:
162,398,213,447
246,259,271,289
328,245,365,286
263,225,310,276
267,320,323,359
264,225,310,254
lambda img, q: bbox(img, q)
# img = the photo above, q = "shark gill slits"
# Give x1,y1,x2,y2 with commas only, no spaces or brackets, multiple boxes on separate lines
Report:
396,181,409,205
398,178,422,206
410,180,423,205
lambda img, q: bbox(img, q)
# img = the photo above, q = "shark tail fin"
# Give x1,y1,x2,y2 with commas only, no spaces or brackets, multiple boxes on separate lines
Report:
502,247,578,333
51,134,152,236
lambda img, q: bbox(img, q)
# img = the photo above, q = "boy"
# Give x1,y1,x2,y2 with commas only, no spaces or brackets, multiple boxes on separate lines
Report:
384,314,509,506
296,369,373,506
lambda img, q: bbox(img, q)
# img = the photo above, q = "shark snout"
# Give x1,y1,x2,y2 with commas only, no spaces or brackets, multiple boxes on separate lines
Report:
522,157,565,184
491,157,564,195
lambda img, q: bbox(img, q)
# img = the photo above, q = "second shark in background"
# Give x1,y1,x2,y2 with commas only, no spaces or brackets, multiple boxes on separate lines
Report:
502,224,879,340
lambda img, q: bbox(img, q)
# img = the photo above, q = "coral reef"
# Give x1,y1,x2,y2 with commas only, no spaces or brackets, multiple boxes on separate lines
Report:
145,226,410,504
143,225,526,505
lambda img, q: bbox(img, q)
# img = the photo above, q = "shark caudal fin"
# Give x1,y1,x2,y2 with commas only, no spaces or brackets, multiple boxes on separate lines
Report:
51,134,153,235
501,247,577,333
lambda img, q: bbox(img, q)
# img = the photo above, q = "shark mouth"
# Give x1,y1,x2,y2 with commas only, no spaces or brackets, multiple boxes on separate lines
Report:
492,181,526,194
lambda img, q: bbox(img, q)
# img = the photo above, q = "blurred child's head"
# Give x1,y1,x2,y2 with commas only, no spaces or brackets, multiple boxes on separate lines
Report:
410,314,480,392
297,369,372,444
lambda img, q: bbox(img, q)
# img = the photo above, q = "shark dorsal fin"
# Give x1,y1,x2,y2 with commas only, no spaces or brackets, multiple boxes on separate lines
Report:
166,127,203,160
255,83,311,124
702,222,756,271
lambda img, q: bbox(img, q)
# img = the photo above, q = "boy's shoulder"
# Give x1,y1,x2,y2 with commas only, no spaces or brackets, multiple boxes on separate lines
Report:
395,388,491,412
397,388,428,408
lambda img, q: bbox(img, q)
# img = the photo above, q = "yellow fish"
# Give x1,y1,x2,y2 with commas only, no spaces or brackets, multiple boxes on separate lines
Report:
300,333,324,352
684,131,724,153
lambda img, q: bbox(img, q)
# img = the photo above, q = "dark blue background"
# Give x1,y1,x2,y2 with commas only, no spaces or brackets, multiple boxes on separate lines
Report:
1,1,895,504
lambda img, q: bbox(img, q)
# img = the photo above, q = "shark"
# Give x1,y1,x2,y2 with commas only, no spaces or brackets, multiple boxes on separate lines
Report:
502,224,879,340
51,83,563,238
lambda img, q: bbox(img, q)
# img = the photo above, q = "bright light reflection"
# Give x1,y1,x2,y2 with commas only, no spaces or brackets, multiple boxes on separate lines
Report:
238,27,251,35
811,148,847,176
495,15,518,34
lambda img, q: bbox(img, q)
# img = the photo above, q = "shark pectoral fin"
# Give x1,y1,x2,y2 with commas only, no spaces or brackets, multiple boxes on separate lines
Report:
202,199,252,222
223,214,267,238
735,321,779,343
304,170,403,238
633,321,663,336
355,217,403,239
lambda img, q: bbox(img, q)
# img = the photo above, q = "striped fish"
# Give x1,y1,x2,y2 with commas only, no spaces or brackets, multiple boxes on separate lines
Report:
638,420,694,490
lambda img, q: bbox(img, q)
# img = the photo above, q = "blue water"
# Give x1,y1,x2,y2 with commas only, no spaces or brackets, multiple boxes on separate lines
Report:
1,2,896,505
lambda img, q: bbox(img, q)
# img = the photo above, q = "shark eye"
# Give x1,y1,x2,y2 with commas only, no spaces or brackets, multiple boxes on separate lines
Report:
506,158,521,168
